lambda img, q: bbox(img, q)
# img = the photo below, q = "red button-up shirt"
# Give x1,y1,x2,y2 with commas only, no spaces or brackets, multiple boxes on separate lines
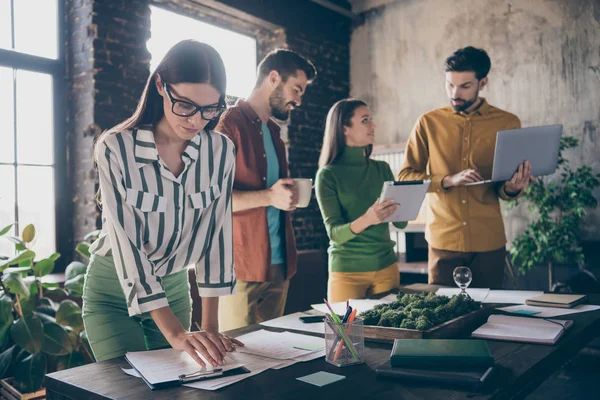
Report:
215,99,298,282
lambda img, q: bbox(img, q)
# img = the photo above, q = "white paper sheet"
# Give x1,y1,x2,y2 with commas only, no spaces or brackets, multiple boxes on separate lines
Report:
482,290,544,304
260,312,325,334
184,352,280,391
435,288,490,302
311,298,388,315
236,330,324,360
498,304,600,318
125,348,244,385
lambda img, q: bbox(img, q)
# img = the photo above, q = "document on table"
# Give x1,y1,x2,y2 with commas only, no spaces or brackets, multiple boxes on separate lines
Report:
482,290,544,304
311,298,388,315
435,288,490,302
184,330,326,391
498,304,600,318
260,311,325,334
236,330,325,360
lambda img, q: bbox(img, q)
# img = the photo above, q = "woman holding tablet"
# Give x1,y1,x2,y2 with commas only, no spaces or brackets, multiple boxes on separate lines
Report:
315,99,407,302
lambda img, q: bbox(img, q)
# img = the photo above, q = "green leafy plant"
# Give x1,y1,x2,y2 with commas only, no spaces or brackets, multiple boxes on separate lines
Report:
359,292,480,330
508,136,600,289
0,224,94,394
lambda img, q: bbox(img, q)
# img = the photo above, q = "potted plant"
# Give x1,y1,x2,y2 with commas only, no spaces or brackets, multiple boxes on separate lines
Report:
0,224,94,398
508,136,600,290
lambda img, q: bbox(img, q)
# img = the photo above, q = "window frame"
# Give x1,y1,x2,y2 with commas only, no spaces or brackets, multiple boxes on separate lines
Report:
0,0,69,270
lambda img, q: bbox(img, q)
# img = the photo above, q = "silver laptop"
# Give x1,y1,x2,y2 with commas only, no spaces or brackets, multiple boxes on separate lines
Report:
465,124,563,186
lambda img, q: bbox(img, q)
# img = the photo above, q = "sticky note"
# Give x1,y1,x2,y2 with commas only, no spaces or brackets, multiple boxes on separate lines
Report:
296,371,346,387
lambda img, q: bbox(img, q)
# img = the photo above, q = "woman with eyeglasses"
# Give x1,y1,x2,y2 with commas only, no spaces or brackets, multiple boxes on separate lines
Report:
83,40,243,367
315,99,408,303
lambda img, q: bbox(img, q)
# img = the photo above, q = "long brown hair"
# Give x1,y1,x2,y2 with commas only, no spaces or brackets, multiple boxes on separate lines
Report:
318,98,372,168
94,40,226,161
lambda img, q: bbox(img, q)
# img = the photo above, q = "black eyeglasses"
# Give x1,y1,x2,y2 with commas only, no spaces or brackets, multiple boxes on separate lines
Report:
163,83,225,120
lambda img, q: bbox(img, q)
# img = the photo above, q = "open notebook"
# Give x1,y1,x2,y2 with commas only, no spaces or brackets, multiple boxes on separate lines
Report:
471,314,573,345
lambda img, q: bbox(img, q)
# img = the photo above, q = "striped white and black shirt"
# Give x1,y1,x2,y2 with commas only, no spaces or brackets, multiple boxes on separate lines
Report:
90,127,236,316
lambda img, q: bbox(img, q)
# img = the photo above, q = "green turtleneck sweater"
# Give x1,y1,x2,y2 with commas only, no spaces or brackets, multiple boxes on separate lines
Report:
315,146,407,273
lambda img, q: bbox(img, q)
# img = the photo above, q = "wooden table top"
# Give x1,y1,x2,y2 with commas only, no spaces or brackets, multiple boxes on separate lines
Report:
46,292,600,400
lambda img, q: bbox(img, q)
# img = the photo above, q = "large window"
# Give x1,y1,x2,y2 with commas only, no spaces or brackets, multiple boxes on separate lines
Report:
148,6,257,99
0,0,64,260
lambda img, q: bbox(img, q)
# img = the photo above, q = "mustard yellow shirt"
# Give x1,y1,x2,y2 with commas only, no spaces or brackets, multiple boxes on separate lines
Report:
398,99,522,252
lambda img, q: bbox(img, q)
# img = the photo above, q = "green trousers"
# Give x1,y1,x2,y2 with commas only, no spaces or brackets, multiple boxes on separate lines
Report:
82,254,191,362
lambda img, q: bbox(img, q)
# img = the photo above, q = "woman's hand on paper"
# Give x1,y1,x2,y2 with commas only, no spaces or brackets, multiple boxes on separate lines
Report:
169,330,244,368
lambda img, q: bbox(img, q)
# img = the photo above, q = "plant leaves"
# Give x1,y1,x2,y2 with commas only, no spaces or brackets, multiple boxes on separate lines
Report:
10,315,44,354
2,266,32,275
0,224,13,237
0,345,18,378
42,322,73,356
0,250,36,272
34,259,54,277
56,350,85,371
48,252,61,262
75,243,91,259
65,261,87,281
2,273,30,299
64,275,85,297
14,352,46,393
56,300,83,329
0,310,13,349
4,236,27,251
83,230,101,240
21,224,35,243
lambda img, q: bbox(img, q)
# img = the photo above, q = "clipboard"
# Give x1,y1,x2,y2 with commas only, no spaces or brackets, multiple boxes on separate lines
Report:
124,349,250,390
379,180,430,222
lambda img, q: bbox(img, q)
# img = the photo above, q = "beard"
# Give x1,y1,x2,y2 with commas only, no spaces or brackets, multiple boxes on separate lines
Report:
450,88,479,112
269,84,292,121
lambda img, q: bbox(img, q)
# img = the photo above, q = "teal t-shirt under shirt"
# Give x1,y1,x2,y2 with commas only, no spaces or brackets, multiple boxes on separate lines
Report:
262,123,285,264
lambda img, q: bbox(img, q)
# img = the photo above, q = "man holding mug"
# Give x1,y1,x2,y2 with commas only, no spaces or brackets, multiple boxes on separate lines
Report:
216,49,317,330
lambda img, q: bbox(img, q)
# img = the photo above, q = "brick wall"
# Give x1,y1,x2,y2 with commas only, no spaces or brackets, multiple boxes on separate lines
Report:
67,0,351,251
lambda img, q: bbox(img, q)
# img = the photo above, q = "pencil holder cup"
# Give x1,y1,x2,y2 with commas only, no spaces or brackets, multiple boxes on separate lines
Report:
324,318,364,367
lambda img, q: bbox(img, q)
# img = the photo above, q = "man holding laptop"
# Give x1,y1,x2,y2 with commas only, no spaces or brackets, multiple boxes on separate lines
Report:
398,46,534,288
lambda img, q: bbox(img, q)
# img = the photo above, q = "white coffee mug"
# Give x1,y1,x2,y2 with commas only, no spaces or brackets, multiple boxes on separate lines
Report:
293,178,313,208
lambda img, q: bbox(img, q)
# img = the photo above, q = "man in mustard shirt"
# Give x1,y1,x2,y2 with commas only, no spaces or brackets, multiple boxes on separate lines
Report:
398,46,533,288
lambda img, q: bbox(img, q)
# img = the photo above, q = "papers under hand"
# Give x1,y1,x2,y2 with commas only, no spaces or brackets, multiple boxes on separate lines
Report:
125,348,246,389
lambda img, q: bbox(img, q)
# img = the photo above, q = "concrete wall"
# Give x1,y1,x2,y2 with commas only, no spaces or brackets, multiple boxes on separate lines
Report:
350,0,600,241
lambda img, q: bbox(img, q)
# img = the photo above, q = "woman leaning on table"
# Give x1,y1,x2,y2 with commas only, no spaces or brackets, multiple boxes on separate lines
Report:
82,40,243,367
315,99,408,303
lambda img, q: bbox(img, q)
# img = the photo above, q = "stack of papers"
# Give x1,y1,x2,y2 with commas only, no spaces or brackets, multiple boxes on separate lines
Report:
124,330,326,391
498,304,600,318
436,288,546,304
311,294,398,315
260,312,325,334
187,330,325,390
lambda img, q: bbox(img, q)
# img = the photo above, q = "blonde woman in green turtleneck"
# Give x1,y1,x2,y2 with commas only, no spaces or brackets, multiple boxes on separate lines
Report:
315,99,407,303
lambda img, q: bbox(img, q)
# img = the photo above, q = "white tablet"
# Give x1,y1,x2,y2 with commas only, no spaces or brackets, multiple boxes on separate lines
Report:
379,180,430,222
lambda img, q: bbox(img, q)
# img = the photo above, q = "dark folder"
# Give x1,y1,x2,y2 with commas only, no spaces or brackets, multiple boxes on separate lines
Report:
390,339,494,368
376,362,495,391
